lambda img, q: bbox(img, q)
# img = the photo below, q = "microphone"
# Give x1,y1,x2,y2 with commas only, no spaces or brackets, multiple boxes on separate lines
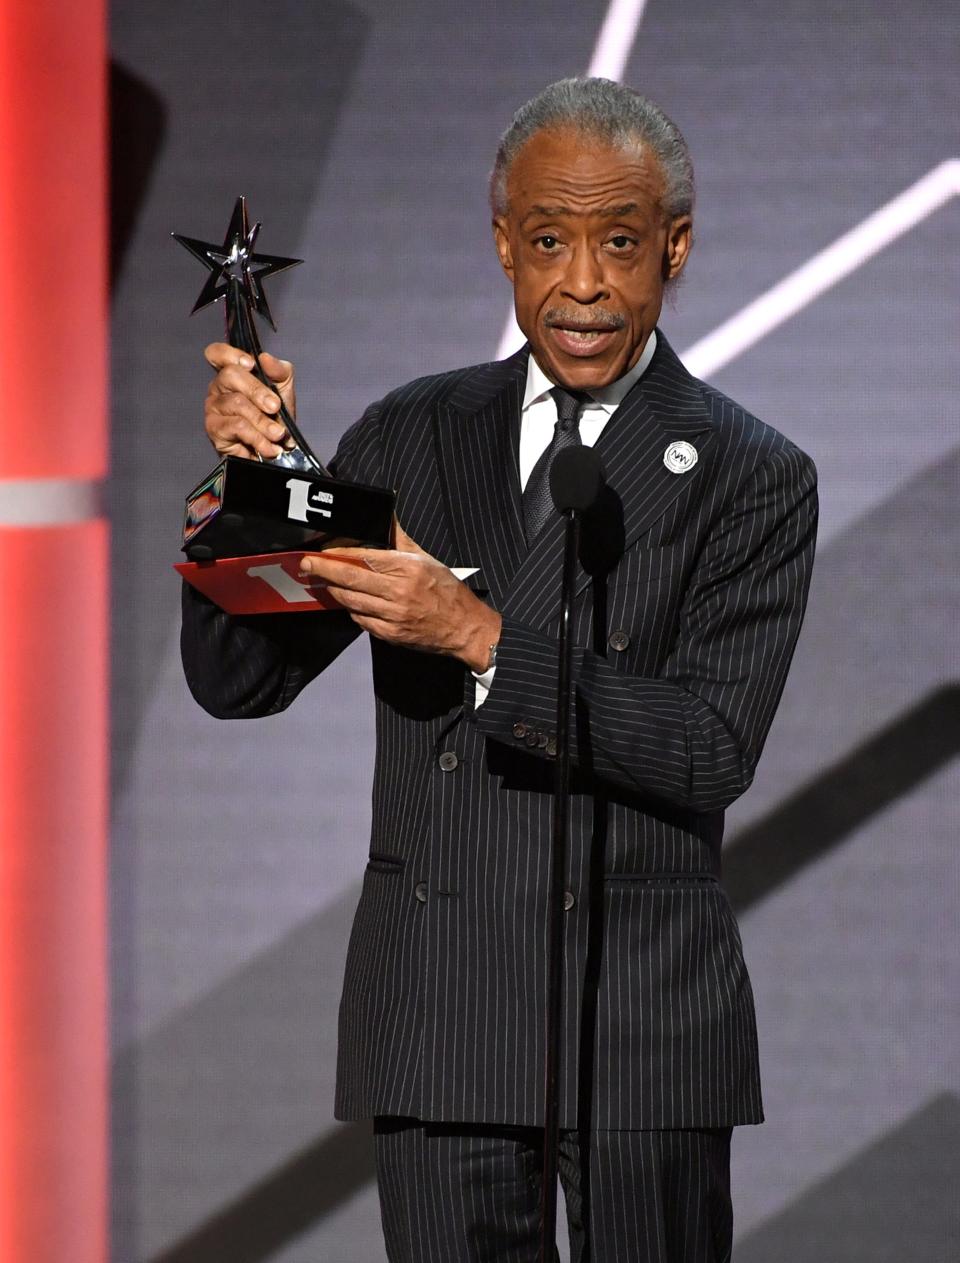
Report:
549,445,604,514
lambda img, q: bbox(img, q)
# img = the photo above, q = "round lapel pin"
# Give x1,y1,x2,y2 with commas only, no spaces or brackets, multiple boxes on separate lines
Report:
663,440,698,474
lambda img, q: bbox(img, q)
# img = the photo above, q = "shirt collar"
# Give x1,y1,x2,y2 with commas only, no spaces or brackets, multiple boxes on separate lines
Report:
522,329,658,415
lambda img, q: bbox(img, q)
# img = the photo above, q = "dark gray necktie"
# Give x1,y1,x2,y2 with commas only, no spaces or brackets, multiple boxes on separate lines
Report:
522,387,590,543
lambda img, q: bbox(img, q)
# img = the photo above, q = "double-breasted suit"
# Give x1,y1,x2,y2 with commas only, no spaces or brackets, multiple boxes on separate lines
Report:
181,330,817,1134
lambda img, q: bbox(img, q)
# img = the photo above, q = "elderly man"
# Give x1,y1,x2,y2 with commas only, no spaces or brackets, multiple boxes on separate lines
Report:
182,78,817,1262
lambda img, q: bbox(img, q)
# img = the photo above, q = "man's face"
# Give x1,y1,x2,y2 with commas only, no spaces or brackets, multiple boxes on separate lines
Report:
493,127,692,389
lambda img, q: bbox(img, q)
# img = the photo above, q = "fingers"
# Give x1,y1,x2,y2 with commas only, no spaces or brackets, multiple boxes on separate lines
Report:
303,546,412,579
205,382,286,459
204,342,252,372
327,590,396,621
299,552,424,629
203,343,293,389
347,613,405,641
299,552,395,597
203,342,296,460
209,368,284,421
306,565,397,621
300,544,493,662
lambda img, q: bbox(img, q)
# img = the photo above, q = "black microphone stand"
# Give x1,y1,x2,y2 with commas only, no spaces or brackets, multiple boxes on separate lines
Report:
539,447,603,1262
539,501,579,1262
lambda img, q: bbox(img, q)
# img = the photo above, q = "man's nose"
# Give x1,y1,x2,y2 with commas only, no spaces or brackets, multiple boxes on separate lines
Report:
561,246,608,304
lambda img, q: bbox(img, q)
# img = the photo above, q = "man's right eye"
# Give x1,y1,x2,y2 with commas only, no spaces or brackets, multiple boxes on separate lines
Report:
535,235,559,250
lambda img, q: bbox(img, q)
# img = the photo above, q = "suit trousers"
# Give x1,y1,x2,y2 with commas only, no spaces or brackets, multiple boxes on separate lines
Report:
373,1117,733,1262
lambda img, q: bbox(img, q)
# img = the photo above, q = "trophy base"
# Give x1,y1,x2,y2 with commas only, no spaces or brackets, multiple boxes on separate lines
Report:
181,455,395,560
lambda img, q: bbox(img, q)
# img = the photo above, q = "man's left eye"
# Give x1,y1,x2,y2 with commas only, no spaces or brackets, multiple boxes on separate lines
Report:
608,235,633,249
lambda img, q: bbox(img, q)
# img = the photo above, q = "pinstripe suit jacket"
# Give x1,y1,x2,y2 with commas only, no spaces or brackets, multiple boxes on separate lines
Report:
181,331,817,1130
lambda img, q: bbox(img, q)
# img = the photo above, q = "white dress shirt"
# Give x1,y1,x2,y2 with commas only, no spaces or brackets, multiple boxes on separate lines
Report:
473,331,658,705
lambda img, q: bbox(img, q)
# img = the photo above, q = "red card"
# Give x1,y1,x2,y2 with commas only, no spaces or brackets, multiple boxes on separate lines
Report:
175,550,368,614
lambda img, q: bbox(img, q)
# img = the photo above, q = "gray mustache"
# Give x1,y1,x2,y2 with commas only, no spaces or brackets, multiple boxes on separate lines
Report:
544,307,625,331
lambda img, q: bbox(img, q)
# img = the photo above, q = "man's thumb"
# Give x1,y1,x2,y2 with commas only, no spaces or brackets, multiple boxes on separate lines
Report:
258,351,294,386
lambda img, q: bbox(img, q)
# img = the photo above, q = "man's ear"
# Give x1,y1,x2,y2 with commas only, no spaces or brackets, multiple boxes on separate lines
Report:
665,215,693,281
493,217,515,280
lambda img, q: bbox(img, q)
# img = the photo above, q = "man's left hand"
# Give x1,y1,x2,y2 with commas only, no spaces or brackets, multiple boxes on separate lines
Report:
299,524,501,673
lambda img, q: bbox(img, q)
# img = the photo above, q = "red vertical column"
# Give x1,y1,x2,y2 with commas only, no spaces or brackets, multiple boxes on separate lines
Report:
0,2,108,1262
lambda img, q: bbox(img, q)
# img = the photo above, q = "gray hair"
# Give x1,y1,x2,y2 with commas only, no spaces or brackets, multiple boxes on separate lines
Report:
490,78,694,221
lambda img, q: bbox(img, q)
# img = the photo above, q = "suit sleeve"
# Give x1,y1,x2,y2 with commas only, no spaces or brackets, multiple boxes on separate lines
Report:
180,402,383,720
469,446,818,812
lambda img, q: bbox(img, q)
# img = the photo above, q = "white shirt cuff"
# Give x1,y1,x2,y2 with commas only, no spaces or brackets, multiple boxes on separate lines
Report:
472,665,496,707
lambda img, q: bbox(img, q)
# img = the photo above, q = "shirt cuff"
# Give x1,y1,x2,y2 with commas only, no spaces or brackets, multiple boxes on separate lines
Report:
472,664,496,707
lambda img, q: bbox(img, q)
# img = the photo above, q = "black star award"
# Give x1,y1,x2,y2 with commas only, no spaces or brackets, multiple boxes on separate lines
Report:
173,197,394,597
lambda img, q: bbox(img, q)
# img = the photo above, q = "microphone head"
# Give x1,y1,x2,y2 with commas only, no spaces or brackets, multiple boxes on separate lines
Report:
550,446,604,514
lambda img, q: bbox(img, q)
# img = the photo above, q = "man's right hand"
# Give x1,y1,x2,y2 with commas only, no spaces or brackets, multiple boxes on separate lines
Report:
203,342,297,460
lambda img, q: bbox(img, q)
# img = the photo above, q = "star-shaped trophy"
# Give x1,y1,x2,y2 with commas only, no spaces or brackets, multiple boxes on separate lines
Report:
173,195,321,473
173,197,394,606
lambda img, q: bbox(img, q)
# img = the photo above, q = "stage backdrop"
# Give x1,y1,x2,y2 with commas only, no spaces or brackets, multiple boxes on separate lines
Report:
109,2,959,1259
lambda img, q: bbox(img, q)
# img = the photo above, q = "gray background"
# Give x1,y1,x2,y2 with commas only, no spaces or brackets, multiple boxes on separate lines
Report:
109,1,959,1259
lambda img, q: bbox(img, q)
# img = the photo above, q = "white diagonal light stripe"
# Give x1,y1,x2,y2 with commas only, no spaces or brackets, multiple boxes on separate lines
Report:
586,0,650,80
681,159,960,379
495,0,649,360
0,478,103,526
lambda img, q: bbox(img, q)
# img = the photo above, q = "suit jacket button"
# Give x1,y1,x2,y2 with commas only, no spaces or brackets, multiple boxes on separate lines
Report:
414,881,428,903
546,737,557,757
513,722,527,739
438,751,459,772
563,890,576,911
536,732,549,748
609,629,630,652
525,732,539,748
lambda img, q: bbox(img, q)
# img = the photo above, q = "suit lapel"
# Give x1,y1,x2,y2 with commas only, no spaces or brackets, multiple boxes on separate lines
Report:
502,332,717,630
435,348,529,606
